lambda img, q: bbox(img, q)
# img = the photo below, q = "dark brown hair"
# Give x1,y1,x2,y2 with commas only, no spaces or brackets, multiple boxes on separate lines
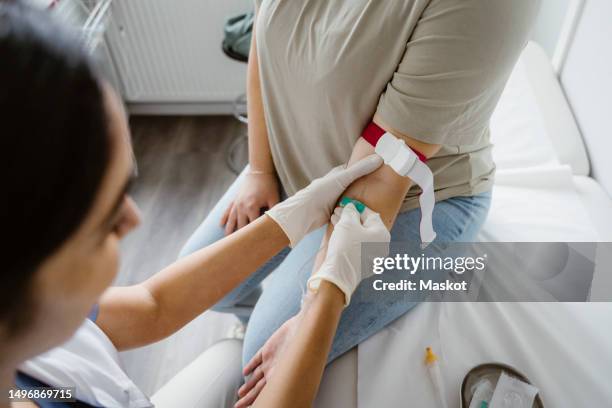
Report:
0,1,110,334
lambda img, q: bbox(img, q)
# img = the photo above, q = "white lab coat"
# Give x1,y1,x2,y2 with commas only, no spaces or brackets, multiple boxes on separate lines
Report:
20,319,243,408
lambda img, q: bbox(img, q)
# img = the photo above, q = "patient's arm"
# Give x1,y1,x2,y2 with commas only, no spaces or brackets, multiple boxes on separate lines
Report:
221,9,280,234
314,114,441,266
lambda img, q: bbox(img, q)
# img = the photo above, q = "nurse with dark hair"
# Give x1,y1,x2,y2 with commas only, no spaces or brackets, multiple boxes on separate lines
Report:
0,2,387,407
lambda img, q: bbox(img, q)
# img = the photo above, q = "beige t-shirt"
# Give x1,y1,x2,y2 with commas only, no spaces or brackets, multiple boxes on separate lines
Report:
254,0,540,211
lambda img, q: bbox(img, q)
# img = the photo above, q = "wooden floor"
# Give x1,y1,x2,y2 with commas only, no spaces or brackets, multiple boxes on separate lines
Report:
118,115,247,395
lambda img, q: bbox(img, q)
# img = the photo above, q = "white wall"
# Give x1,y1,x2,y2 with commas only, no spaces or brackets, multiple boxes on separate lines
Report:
530,0,612,195
531,0,571,57
561,0,612,196
106,0,251,112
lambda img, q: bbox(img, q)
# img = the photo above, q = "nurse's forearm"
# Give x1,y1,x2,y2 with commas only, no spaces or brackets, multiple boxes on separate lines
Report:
253,281,344,408
247,11,275,174
97,215,288,350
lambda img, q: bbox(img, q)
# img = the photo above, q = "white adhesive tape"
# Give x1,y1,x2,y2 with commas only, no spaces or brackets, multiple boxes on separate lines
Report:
375,133,436,247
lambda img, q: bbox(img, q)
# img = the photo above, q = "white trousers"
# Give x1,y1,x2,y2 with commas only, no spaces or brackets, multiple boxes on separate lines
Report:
151,339,243,408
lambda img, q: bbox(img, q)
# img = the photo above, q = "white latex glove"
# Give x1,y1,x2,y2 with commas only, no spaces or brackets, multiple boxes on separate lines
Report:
307,203,390,306
266,155,383,247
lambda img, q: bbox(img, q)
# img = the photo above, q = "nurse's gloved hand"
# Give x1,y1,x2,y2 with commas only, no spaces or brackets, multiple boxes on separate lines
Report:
265,155,382,247
308,203,390,305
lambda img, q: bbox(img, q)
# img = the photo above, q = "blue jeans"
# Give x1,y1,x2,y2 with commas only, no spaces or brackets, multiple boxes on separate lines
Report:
179,167,492,366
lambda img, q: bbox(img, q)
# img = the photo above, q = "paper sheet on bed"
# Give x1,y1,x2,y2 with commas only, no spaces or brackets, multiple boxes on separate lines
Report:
489,56,561,172
357,302,612,407
482,165,601,242
357,164,607,407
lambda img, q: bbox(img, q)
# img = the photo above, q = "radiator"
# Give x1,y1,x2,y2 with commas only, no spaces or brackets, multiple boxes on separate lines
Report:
105,0,251,110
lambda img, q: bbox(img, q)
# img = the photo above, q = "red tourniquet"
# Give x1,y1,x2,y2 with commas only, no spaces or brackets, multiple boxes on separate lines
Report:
362,122,427,162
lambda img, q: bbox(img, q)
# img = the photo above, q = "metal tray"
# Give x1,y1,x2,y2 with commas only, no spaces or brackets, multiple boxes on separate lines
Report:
460,362,544,408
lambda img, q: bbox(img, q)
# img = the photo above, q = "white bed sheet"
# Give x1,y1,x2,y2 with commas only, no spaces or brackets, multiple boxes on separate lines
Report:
574,176,612,242
490,43,589,176
481,166,600,243
315,44,612,408
357,302,612,408
353,167,609,407
489,50,561,172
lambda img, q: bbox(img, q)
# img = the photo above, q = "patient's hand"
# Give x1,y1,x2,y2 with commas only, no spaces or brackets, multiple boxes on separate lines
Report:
221,172,280,235
236,315,299,407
